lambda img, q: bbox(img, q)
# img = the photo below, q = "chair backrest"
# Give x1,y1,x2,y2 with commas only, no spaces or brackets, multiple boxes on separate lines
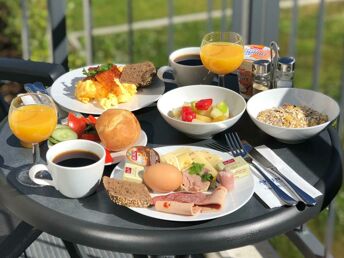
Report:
0,58,67,120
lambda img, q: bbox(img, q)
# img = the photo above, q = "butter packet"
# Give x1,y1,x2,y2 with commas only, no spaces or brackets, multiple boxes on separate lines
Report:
218,156,250,178
123,162,144,184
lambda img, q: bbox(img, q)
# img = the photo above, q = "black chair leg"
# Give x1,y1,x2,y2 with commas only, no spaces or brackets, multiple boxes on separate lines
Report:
62,239,88,258
0,221,42,258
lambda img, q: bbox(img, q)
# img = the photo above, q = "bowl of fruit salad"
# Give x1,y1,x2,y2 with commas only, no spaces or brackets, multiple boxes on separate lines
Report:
157,85,246,139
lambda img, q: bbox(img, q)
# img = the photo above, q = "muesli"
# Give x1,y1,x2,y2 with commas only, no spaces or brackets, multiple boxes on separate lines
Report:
257,103,328,128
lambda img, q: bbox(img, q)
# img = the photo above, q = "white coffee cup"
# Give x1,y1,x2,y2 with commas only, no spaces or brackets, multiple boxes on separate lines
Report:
157,47,214,86
29,139,105,198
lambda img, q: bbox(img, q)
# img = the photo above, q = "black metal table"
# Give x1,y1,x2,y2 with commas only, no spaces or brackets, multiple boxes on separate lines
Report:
0,99,342,255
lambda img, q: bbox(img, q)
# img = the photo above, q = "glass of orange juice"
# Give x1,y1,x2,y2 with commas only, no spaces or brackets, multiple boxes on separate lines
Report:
8,93,57,186
200,31,244,87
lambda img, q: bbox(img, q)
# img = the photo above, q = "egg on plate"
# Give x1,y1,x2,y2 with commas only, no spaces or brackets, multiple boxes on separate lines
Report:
143,163,183,193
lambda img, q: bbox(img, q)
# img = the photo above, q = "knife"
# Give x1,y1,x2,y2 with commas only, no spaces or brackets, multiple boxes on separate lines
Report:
243,141,317,207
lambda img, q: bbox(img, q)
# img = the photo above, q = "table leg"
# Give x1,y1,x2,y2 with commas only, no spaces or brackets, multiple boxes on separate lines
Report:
0,221,42,258
324,200,336,258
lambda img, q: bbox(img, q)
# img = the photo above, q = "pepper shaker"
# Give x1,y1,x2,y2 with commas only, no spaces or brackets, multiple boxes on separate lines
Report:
276,57,295,88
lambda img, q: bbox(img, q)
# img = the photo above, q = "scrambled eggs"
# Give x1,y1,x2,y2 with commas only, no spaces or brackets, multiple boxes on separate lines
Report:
75,65,137,109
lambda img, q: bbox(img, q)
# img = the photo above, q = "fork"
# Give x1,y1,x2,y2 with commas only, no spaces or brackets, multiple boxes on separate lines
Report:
205,134,298,207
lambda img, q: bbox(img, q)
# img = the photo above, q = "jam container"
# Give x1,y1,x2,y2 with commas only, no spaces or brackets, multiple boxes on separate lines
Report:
237,45,272,99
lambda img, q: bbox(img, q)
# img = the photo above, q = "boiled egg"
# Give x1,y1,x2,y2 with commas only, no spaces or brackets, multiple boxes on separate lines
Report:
143,163,182,193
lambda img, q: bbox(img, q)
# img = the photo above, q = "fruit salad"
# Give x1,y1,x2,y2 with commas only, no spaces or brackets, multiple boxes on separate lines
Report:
170,99,230,123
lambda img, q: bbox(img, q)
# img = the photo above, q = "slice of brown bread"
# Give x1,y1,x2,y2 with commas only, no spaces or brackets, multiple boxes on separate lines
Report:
120,61,156,87
103,176,152,208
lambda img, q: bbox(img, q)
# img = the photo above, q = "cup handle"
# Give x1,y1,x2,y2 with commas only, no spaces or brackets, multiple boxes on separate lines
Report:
29,164,55,187
157,66,177,84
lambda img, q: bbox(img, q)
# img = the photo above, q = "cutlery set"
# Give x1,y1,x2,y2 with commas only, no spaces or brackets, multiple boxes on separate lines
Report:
205,132,317,208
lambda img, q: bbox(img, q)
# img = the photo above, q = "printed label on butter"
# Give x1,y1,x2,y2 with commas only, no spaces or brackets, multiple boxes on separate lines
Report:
123,162,144,184
222,156,250,178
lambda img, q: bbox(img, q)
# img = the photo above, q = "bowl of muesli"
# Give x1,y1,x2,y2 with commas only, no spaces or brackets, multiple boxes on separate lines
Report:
246,88,340,143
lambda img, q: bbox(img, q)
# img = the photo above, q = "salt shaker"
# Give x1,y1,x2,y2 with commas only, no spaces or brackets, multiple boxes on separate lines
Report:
276,57,295,88
252,60,271,95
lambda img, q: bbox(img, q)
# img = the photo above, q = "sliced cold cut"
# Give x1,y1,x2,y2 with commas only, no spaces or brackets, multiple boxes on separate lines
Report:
152,186,228,216
155,201,202,216
181,171,210,192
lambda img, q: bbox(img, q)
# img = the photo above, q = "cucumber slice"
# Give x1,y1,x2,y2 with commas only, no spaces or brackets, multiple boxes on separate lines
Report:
48,139,57,146
48,136,60,144
52,128,78,142
55,124,70,130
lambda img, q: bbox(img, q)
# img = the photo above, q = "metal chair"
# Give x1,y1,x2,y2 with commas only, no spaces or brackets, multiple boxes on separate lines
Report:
0,58,66,257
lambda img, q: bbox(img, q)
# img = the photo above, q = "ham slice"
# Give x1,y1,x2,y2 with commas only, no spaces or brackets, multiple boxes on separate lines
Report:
181,171,210,192
218,171,235,191
153,186,228,216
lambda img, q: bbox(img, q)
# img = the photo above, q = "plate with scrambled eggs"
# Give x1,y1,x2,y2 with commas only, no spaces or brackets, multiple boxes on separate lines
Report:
49,63,165,115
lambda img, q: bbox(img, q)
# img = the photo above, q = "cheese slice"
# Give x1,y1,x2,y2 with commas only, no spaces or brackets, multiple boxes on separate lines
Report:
194,151,222,167
160,153,180,170
189,151,218,177
176,152,193,170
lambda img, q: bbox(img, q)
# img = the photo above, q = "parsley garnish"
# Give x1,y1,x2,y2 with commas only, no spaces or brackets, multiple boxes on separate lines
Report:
188,162,204,175
201,173,214,182
82,63,113,77
188,162,213,182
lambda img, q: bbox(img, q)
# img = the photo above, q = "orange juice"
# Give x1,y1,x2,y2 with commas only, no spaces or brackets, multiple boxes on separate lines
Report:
200,42,244,75
9,104,57,144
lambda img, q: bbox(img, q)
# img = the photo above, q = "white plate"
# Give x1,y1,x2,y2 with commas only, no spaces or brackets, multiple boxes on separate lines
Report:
111,145,255,222
108,130,148,165
47,130,148,165
49,65,165,115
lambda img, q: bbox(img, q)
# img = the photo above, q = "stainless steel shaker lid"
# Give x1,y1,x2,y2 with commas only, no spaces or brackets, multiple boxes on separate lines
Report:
252,60,271,75
278,57,295,72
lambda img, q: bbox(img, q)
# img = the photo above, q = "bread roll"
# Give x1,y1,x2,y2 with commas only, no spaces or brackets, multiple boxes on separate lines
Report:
96,109,141,151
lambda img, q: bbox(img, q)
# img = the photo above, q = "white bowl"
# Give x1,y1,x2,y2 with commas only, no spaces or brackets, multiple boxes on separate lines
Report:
246,88,340,143
157,85,246,139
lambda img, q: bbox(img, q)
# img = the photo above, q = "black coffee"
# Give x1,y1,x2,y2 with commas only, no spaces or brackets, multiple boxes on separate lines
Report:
175,54,203,66
53,150,100,167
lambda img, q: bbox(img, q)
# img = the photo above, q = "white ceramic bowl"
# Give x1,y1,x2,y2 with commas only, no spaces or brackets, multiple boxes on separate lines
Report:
157,85,246,139
246,88,340,143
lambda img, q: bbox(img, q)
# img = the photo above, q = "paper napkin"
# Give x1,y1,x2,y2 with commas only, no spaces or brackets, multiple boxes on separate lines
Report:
252,145,322,208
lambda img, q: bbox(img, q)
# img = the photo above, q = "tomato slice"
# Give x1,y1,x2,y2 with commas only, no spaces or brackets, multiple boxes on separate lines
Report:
105,148,113,164
68,113,87,137
195,99,213,110
87,115,97,124
80,133,100,141
181,106,196,122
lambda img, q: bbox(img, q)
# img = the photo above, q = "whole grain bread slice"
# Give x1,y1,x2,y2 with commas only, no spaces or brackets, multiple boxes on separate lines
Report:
103,176,152,208
120,61,156,87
